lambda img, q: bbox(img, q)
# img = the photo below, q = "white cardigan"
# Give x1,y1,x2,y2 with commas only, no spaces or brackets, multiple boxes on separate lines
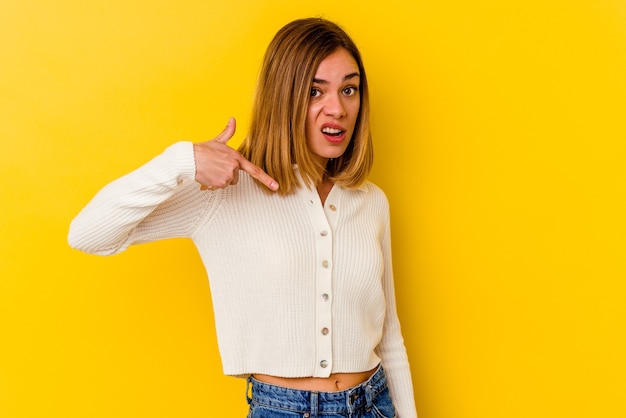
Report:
68,141,417,417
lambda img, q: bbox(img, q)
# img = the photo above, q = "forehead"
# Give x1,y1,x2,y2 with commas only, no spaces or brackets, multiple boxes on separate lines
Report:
314,48,359,78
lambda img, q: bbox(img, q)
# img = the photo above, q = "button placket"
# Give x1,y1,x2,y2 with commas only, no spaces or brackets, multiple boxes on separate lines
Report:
315,222,333,375
301,185,335,377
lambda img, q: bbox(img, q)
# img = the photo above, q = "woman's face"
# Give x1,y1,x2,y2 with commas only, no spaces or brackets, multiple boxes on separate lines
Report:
305,47,361,167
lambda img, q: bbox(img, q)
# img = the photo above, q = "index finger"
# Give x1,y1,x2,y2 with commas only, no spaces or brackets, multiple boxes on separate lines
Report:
238,157,279,191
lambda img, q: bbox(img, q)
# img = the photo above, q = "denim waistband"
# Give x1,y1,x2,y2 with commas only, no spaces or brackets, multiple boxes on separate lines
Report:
246,364,387,414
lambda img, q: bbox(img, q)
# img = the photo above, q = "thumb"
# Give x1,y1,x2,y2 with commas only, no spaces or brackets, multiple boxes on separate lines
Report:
213,117,236,144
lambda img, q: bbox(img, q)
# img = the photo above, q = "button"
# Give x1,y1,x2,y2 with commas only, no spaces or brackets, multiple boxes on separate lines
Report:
321,293,329,302
320,230,328,236
321,327,329,335
329,204,337,211
320,360,328,368
322,260,329,268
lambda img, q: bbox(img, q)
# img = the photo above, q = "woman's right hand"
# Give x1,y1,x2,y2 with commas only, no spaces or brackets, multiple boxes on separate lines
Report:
193,118,279,192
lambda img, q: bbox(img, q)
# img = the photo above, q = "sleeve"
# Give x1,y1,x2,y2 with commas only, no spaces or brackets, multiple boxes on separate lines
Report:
68,141,218,255
375,209,419,418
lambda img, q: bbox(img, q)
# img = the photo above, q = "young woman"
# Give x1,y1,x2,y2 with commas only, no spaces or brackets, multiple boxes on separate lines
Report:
69,17,417,418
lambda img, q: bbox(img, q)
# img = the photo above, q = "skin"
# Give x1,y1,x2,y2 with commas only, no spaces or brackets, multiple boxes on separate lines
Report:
194,48,371,391
193,117,278,192
306,47,361,166
306,47,361,205
193,48,360,201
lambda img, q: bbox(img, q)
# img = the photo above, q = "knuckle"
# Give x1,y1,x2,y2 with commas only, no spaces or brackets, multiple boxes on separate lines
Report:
247,164,262,177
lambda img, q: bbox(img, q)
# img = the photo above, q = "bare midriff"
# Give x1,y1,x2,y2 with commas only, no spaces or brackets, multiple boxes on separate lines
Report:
253,366,378,392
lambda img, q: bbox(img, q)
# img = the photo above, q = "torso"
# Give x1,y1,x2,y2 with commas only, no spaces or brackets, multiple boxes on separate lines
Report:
253,367,378,391
192,173,387,381
250,178,377,392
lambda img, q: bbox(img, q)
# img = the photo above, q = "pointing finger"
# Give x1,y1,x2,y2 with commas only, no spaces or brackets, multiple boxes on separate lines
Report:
238,157,279,191
214,117,236,144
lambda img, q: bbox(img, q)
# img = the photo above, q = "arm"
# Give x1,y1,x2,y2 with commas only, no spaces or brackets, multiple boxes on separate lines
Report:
68,141,207,255
376,213,419,418
68,118,279,256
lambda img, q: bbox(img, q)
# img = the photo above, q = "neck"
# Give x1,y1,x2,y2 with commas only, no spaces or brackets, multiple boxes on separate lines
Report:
317,174,333,206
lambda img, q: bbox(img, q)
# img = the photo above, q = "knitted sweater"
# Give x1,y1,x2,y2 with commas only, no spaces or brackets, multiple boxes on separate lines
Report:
68,141,417,417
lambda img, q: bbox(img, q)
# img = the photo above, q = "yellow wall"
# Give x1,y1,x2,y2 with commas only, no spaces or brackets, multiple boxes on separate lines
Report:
1,1,625,417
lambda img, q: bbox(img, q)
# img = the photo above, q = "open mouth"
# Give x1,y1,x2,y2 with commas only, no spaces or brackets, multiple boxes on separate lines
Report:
322,127,345,137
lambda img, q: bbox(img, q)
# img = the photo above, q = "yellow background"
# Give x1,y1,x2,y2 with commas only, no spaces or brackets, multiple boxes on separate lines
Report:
1,0,625,417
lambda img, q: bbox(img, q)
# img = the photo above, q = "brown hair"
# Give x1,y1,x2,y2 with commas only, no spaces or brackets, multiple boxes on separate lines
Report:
238,18,373,194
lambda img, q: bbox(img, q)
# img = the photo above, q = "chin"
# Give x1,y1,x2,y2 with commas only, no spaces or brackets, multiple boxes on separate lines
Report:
308,140,351,162
322,148,349,160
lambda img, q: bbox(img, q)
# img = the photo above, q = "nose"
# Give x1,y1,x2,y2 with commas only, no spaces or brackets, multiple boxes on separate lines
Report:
323,93,346,118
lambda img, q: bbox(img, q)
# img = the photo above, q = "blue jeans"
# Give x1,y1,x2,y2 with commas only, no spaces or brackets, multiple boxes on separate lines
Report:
246,364,396,418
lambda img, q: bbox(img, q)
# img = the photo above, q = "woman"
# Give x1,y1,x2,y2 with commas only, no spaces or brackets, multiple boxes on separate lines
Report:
69,17,417,418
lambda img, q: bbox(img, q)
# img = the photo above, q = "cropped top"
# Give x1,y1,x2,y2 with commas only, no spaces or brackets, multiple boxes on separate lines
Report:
68,141,417,417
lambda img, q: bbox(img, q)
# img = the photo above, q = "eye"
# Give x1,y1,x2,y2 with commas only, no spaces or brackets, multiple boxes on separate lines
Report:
342,86,358,96
310,88,322,97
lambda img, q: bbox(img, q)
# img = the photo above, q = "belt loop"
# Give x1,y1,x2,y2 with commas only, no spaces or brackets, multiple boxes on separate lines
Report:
346,387,358,415
365,383,374,411
246,376,253,405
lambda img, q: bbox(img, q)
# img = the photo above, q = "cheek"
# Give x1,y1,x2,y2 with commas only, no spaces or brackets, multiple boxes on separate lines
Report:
304,110,317,144
348,97,360,114
307,102,322,120
305,104,323,132
349,103,361,126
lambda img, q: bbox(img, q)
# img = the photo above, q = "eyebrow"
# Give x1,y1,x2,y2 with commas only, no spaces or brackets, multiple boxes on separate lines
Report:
312,72,360,84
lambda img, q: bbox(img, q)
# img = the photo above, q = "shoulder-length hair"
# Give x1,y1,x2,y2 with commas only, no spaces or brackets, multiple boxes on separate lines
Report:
238,17,373,195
